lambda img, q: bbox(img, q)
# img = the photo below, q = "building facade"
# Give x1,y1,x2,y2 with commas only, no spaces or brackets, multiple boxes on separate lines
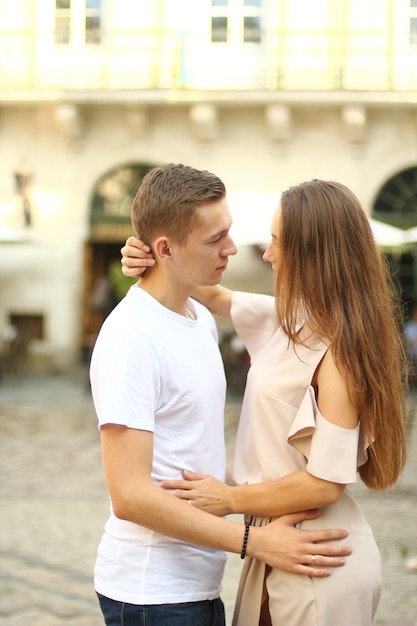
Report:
1,0,417,371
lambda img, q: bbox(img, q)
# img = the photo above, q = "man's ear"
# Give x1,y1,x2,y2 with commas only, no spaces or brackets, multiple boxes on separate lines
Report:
153,236,172,260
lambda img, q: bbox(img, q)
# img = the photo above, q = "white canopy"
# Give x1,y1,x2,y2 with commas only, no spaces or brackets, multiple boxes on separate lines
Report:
228,191,408,249
368,219,405,248
228,191,277,246
0,227,32,243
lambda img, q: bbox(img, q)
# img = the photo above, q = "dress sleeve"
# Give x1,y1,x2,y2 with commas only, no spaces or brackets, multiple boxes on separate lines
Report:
231,291,277,358
287,386,369,484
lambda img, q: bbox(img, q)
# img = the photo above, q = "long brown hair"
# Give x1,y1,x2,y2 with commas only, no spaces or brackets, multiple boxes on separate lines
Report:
275,179,407,490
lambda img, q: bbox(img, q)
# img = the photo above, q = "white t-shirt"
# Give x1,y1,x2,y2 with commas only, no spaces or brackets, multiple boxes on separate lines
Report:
90,285,227,604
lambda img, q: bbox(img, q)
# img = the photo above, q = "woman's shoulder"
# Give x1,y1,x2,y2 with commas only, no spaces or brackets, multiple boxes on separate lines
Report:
314,348,359,429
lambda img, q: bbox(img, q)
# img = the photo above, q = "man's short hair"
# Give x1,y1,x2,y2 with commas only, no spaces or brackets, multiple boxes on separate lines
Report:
131,163,226,246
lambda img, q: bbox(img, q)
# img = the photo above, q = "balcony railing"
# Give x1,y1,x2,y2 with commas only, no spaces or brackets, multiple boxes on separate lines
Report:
0,28,416,93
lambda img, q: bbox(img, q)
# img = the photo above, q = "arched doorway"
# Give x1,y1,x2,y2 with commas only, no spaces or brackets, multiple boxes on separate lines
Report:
81,162,155,359
373,166,417,316
373,166,417,229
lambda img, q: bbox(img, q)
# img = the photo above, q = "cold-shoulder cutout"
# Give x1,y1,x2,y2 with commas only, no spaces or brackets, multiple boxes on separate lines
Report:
287,386,369,484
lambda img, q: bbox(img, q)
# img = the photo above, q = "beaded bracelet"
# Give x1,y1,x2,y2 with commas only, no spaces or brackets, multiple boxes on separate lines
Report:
240,521,250,559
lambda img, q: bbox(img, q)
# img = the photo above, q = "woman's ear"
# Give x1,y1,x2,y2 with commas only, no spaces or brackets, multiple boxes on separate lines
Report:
153,236,172,260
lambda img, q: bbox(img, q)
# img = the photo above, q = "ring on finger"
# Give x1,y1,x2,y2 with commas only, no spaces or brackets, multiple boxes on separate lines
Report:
311,554,316,564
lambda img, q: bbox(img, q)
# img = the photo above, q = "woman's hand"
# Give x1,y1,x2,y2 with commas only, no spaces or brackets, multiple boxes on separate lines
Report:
159,470,233,517
121,236,155,277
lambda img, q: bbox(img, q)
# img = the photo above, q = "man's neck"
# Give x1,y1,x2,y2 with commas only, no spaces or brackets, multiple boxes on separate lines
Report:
138,273,191,317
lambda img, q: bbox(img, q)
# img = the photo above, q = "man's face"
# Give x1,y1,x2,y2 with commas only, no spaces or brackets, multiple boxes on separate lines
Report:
171,198,237,288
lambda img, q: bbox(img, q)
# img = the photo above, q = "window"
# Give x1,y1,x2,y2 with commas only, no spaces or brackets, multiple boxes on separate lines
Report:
85,0,101,44
9,314,44,340
210,0,262,44
54,0,102,46
412,1,417,44
91,164,153,220
211,16,228,42
373,167,417,228
244,16,261,43
411,17,417,44
55,0,71,45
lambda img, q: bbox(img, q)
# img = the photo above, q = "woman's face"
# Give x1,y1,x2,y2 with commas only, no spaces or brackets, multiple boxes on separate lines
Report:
263,202,282,272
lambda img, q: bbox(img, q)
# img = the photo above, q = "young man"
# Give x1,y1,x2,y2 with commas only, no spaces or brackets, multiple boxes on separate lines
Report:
90,163,351,626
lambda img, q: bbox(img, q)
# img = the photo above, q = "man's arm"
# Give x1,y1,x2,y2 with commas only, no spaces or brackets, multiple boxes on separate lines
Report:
101,424,351,576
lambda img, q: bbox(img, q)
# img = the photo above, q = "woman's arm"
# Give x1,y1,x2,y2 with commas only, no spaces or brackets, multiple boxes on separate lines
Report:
120,236,155,277
229,470,345,516
192,285,233,319
161,468,344,518
161,349,358,517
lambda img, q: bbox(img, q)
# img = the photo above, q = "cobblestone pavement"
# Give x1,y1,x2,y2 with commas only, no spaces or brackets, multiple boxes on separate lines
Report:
0,369,416,625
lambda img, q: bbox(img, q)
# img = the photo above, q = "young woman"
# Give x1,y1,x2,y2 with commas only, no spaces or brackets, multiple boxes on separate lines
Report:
121,179,407,626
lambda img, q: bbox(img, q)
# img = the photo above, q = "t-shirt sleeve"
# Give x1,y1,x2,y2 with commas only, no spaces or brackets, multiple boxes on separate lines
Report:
231,291,277,358
90,326,160,431
287,386,369,484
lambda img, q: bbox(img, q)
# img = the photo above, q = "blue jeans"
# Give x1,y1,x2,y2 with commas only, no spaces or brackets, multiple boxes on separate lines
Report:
97,592,226,626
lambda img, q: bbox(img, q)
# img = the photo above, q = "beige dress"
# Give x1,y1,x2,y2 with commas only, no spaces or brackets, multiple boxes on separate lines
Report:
231,292,381,626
